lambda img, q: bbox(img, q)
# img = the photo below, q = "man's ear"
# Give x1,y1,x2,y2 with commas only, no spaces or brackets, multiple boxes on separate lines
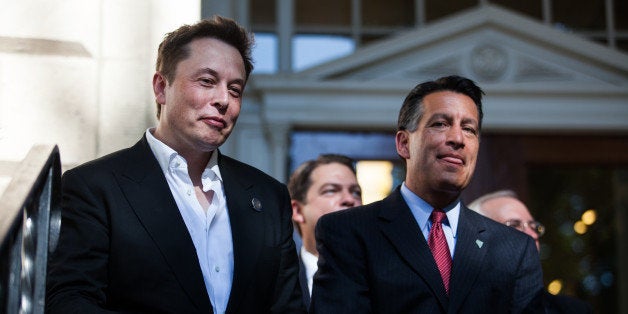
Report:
153,72,167,105
396,130,410,159
291,200,305,224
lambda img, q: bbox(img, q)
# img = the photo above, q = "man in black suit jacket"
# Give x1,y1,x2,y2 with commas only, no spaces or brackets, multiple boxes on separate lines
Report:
310,75,544,313
288,154,363,307
46,16,305,313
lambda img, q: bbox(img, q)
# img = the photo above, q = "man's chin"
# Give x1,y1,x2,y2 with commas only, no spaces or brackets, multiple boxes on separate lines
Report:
436,181,467,194
198,131,232,150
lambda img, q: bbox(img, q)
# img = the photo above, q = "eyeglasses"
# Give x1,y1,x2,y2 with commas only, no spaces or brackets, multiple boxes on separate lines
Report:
504,220,545,237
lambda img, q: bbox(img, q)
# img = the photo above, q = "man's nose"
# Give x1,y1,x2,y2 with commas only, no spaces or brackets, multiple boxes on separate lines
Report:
446,125,465,149
212,84,229,110
340,191,357,207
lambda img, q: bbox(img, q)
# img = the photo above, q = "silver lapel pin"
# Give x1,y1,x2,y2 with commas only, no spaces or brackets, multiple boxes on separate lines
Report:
475,239,484,248
251,197,262,212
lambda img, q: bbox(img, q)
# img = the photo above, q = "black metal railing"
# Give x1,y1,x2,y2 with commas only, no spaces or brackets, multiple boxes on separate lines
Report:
0,145,62,314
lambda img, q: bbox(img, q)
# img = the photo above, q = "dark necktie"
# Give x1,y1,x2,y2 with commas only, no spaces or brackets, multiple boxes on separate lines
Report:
428,209,452,295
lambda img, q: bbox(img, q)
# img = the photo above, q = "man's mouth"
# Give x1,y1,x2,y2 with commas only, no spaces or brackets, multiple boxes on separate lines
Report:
200,116,226,129
439,154,464,166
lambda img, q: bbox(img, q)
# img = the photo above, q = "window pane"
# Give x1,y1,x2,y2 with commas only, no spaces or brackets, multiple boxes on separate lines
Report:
425,0,476,22
289,131,398,173
293,35,355,71
363,0,414,27
491,0,542,20
296,0,351,27
553,0,606,30
251,33,278,74
250,0,276,26
616,0,628,29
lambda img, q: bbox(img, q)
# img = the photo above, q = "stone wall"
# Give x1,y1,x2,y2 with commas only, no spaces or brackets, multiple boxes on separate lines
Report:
0,0,200,169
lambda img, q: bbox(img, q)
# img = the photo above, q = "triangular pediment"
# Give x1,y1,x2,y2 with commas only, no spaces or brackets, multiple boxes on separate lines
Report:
290,4,628,88
247,4,628,135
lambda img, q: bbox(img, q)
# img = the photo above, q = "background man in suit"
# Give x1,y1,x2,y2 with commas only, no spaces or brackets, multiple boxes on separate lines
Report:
469,190,593,314
310,75,544,313
288,154,363,307
46,16,305,313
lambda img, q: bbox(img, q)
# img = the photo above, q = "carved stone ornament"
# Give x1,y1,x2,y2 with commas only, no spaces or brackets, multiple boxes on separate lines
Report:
470,45,508,81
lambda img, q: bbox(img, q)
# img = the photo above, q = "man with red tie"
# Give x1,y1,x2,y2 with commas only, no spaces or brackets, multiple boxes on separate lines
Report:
310,75,544,313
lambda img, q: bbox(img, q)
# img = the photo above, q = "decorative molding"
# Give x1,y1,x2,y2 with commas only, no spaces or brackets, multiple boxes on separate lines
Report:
470,45,508,82
406,55,461,78
0,36,91,57
514,56,573,82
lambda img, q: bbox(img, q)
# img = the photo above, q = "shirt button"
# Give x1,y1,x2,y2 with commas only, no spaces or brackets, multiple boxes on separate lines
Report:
215,266,220,273
187,189,192,196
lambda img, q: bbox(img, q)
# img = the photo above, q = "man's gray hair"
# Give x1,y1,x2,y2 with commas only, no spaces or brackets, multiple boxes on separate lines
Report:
468,190,518,214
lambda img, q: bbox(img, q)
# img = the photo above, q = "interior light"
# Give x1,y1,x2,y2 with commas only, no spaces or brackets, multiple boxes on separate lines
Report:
547,279,563,295
581,209,597,225
356,161,393,205
573,220,587,235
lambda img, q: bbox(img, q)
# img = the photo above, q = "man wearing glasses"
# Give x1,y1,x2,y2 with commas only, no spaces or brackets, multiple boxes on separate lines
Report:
469,190,592,314
468,190,545,250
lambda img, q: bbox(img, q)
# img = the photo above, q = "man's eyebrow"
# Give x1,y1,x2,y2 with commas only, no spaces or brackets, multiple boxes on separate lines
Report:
427,113,452,121
193,67,218,77
461,117,479,126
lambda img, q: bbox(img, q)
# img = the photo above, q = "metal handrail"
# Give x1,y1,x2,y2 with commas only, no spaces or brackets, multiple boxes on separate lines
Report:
0,145,62,314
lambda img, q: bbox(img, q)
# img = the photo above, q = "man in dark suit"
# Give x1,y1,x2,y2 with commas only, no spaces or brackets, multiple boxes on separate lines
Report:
469,190,593,314
310,75,544,313
288,154,363,307
46,16,305,313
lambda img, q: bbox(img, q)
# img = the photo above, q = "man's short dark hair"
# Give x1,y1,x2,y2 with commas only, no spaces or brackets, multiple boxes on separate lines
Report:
154,15,254,118
288,154,357,204
397,75,485,133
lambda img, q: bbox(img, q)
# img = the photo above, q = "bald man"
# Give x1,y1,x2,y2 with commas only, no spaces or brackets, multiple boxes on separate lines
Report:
469,190,593,314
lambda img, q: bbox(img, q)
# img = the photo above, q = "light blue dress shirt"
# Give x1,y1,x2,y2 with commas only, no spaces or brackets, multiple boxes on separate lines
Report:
146,129,233,314
399,182,459,258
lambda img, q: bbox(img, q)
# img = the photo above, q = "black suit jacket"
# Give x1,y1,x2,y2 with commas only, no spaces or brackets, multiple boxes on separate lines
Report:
298,254,311,308
310,188,544,314
46,136,306,313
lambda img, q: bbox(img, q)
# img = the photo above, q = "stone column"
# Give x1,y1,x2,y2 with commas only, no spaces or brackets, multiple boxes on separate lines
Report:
0,1,99,167
97,0,200,157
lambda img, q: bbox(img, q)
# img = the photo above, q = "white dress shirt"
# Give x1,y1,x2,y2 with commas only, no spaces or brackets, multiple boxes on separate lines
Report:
399,182,459,258
300,246,318,296
146,129,233,314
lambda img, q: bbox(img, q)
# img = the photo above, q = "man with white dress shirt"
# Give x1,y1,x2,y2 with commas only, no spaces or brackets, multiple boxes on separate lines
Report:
47,16,305,313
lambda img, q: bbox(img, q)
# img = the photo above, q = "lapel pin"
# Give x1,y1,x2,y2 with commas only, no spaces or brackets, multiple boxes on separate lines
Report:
251,197,263,212
476,239,484,248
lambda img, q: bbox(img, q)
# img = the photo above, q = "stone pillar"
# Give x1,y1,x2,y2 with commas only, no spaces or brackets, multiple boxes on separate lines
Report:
0,1,99,166
97,0,200,157
0,0,200,168
268,123,290,183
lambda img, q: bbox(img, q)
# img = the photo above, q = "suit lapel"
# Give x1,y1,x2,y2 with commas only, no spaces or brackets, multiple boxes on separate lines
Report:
219,154,265,313
378,189,449,309
115,137,211,312
448,207,488,313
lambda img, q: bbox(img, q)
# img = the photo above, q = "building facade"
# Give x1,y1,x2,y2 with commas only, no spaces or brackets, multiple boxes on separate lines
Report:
0,0,626,312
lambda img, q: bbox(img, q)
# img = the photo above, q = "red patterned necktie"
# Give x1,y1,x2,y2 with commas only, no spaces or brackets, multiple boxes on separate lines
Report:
428,209,452,295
